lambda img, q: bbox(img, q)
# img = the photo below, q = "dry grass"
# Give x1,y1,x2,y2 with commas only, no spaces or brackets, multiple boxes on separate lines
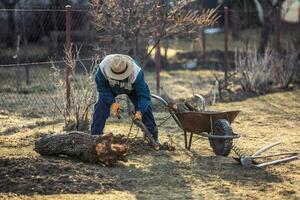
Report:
0,69,299,200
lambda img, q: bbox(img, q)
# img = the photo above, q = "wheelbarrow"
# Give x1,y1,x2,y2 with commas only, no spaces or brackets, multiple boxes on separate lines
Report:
127,94,298,167
151,94,240,156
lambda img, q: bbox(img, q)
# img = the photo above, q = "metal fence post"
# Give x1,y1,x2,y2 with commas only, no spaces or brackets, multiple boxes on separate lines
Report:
224,6,229,85
155,2,161,95
66,5,72,118
201,30,206,66
15,34,21,93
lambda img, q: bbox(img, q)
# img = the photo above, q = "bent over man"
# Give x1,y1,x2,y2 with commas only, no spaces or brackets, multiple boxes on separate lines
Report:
91,54,159,142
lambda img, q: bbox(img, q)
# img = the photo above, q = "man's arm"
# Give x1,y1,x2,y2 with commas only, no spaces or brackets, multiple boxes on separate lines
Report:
95,69,115,105
132,71,151,113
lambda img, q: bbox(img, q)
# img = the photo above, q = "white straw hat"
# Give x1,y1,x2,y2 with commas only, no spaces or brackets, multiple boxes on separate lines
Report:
103,54,134,80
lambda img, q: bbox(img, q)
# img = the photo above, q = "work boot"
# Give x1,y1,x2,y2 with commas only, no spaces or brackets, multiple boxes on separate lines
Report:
152,132,175,151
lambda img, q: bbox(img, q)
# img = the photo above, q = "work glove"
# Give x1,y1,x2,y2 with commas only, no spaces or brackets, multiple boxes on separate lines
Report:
134,111,142,121
111,103,121,119
168,103,177,111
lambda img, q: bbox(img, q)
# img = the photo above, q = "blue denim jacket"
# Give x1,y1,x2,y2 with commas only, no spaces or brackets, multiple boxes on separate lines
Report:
95,63,151,113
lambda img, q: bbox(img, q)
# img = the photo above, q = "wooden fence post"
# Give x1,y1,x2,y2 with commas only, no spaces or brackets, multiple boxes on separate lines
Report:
65,5,72,118
15,34,21,93
155,2,161,95
224,6,229,86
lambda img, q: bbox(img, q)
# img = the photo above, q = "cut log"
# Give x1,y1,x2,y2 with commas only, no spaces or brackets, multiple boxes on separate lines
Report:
34,131,128,166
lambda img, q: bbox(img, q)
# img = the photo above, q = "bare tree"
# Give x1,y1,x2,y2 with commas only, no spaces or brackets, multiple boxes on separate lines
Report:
90,0,219,66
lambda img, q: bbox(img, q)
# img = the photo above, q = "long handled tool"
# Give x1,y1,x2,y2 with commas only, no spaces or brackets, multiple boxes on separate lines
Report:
233,141,298,168
124,111,160,150
126,111,175,151
132,119,160,150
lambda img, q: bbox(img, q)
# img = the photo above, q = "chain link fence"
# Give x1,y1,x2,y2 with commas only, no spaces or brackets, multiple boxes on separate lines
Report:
0,5,299,132
0,8,96,117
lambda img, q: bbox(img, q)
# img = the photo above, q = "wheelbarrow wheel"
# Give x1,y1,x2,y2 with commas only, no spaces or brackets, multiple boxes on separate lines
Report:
209,119,233,156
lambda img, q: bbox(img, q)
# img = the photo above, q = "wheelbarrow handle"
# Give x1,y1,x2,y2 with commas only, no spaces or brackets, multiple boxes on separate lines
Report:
194,94,206,111
151,94,169,107
150,94,184,130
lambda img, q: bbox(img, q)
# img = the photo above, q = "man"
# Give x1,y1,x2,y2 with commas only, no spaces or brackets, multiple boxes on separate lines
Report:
91,54,159,142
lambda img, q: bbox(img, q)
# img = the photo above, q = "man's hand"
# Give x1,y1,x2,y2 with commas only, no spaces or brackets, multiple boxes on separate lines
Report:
134,111,142,121
111,103,121,119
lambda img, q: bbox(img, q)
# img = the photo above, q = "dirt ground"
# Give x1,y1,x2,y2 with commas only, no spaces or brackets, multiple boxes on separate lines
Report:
0,69,299,200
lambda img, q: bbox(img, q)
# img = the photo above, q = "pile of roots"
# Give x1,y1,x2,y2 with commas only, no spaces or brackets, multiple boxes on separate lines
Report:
34,131,128,167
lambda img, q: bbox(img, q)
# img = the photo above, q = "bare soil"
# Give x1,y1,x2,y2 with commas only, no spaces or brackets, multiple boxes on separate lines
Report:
0,157,118,195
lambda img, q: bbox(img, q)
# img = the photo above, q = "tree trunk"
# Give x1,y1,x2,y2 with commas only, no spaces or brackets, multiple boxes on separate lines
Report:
50,11,58,58
34,131,128,166
230,1,242,39
21,12,30,85
258,16,272,54
4,2,17,48
258,0,283,54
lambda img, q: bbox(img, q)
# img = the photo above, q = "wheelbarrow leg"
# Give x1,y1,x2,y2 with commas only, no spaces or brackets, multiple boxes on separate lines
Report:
188,132,193,150
184,131,188,149
184,132,194,150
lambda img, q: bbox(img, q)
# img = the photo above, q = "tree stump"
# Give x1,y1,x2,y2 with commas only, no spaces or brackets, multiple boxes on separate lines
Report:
34,131,128,167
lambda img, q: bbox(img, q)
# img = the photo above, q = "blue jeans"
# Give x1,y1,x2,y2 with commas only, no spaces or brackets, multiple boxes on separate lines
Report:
91,92,158,138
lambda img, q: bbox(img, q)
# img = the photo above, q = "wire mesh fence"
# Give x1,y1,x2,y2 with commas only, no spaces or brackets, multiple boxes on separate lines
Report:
0,5,299,129
0,7,96,118
0,8,94,64
0,63,54,114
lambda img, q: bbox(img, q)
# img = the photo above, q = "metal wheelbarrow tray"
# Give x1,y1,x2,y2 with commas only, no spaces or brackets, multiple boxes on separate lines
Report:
151,94,241,156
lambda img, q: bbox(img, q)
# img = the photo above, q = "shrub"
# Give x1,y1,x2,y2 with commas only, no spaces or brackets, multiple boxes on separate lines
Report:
273,45,299,88
235,45,299,94
235,47,275,93
50,48,98,131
